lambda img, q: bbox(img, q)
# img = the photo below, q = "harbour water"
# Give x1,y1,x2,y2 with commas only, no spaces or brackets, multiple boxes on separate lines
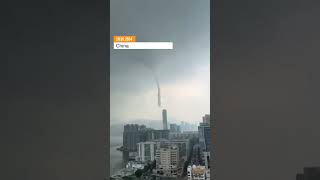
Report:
110,142,124,175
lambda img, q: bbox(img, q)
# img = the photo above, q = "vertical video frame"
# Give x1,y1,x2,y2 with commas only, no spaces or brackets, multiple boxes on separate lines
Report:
110,0,212,179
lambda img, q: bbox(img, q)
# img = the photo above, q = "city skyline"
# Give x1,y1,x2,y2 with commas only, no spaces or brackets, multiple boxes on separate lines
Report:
112,113,212,179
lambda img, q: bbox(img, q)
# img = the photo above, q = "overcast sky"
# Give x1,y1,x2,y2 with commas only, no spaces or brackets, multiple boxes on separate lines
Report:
110,0,210,124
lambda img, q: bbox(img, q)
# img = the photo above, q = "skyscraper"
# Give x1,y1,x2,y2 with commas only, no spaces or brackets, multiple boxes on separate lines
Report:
198,114,211,152
202,114,210,124
123,124,141,152
203,152,210,169
123,124,169,153
162,109,168,130
170,123,181,133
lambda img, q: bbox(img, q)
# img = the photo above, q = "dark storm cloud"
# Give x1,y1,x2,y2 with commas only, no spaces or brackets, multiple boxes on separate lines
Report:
110,0,210,93
214,0,320,180
109,0,210,124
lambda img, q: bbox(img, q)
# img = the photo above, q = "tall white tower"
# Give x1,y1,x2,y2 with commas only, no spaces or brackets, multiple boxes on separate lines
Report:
162,109,168,130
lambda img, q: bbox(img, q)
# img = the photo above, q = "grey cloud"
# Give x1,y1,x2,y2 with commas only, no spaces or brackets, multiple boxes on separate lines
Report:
110,0,210,93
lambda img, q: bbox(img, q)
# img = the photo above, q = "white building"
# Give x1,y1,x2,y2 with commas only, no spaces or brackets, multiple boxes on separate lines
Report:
125,161,144,170
152,138,189,160
205,169,210,180
137,139,188,163
187,166,193,179
137,141,157,162
155,145,180,176
187,165,210,180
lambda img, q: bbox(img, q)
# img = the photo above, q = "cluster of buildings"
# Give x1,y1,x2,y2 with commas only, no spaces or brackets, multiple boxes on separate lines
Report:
120,109,213,179
187,114,212,180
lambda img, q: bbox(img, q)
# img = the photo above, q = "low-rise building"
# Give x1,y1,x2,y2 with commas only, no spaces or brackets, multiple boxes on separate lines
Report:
125,161,144,170
187,165,210,180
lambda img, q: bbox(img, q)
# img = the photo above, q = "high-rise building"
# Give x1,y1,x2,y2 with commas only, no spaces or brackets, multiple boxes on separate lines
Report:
137,141,157,162
158,139,189,159
198,117,211,152
192,144,202,165
170,124,176,132
203,152,210,169
202,114,210,124
170,123,181,133
177,126,181,133
143,129,169,140
138,138,189,161
155,145,179,176
162,109,168,130
170,131,199,140
123,124,142,152
123,124,170,152
153,129,170,140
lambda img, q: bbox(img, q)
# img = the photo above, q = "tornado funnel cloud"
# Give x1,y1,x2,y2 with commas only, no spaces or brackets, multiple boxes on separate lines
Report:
138,60,162,108
156,77,161,107
150,70,161,107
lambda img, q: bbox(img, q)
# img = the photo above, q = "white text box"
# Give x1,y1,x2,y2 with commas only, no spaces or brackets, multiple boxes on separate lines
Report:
113,42,173,49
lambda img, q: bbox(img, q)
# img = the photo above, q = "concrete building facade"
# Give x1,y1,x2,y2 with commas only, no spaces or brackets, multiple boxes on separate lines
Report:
137,141,157,162
155,145,180,176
